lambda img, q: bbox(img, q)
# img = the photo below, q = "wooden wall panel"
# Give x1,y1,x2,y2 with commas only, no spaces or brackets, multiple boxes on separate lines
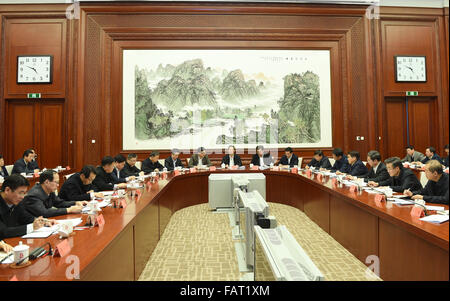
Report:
5,101,35,163
384,98,407,158
39,101,64,168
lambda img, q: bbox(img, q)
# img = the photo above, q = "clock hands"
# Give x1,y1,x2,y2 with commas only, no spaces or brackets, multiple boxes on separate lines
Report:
405,66,414,74
25,65,38,74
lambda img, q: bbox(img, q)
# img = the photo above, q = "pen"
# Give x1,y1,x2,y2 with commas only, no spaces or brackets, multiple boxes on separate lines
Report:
0,252,13,264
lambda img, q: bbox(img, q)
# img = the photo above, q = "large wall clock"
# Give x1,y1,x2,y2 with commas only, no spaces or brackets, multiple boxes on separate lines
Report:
394,55,426,82
17,55,53,84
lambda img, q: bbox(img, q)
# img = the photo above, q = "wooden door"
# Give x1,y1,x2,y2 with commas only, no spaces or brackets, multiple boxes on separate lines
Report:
407,97,437,155
384,98,407,158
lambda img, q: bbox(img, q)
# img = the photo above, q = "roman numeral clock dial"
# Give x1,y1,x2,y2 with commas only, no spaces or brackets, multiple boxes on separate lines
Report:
17,55,53,84
395,55,426,82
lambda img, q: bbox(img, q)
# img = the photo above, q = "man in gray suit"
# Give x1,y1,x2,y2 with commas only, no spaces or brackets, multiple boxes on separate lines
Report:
401,145,426,163
188,147,212,168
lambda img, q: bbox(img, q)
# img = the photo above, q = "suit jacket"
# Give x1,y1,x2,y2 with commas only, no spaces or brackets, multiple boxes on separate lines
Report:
29,159,40,171
11,159,34,175
92,166,118,192
343,160,368,177
444,156,449,168
412,173,449,205
112,167,127,183
250,154,273,166
382,167,422,193
330,157,348,173
421,153,444,165
142,158,165,173
164,156,184,171
22,183,75,218
188,154,212,167
363,162,390,183
59,173,93,202
278,154,299,167
307,156,331,169
0,166,8,177
401,151,426,163
0,194,35,239
122,162,141,178
221,154,243,166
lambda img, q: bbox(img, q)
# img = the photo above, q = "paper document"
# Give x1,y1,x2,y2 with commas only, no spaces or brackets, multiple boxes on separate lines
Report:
58,218,83,227
99,191,115,197
388,198,414,205
0,252,14,264
22,231,54,239
419,214,449,224
425,205,445,211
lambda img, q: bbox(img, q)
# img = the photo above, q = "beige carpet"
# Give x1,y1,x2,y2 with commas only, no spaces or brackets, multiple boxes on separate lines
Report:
138,202,381,281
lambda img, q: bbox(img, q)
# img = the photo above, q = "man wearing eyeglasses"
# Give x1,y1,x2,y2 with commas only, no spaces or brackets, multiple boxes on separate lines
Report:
59,165,104,202
22,170,85,218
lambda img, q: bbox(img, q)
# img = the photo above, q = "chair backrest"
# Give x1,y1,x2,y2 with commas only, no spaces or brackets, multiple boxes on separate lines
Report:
64,173,75,180
135,161,142,170
328,158,335,167
5,165,13,175
298,157,303,168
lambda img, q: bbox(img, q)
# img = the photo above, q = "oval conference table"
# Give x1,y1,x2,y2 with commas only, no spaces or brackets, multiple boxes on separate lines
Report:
1,167,448,281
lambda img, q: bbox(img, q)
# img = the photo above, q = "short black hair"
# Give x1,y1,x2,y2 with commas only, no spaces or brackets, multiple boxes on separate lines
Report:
367,150,381,161
427,146,436,154
314,150,324,157
0,174,29,192
39,170,57,184
385,157,403,169
445,144,449,150
285,147,293,153
0,154,3,160
127,153,137,160
23,149,34,158
348,151,360,160
405,145,414,150
332,148,343,157
150,151,160,157
80,165,97,178
101,156,115,166
114,154,126,163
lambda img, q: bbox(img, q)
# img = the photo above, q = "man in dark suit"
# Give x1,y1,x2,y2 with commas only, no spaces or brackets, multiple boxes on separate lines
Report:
122,153,143,177
404,160,449,205
11,149,37,175
221,145,242,167
337,151,368,177
443,144,449,168
250,145,273,166
188,147,212,168
0,155,8,178
29,148,40,171
59,165,103,202
112,154,135,183
420,146,444,165
165,149,184,171
22,170,84,218
370,157,422,192
1,174,55,239
278,147,298,167
401,145,426,163
306,150,331,169
360,150,390,184
329,148,348,173
143,151,165,173
92,156,128,191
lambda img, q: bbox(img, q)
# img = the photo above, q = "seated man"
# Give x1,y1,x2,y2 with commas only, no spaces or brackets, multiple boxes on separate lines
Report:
29,148,40,171
250,145,273,166
188,147,212,168
59,165,103,202
306,150,331,170
221,145,242,168
420,146,444,165
92,156,128,191
337,151,368,177
164,149,184,171
278,147,298,168
443,144,449,168
112,155,135,183
0,155,8,178
22,170,84,218
328,148,348,173
0,174,55,239
122,153,143,177
369,157,422,192
401,145,426,163
360,150,390,183
11,149,38,175
404,160,449,205
142,151,165,173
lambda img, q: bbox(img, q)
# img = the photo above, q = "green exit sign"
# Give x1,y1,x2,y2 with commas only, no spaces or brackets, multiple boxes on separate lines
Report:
27,93,41,98
406,91,418,96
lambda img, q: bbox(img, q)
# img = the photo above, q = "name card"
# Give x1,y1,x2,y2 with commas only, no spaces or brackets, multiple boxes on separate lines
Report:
349,185,357,192
291,167,298,174
317,173,323,181
231,165,238,170
190,168,196,173
331,178,337,186
120,199,127,209
306,170,312,177
375,194,385,202
54,239,71,258
9,275,18,281
96,214,105,227
250,166,259,170
209,166,216,171
173,169,180,176
410,206,425,218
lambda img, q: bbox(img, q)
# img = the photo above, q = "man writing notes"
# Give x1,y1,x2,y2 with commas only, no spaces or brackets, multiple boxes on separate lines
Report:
92,156,128,191
401,145,426,163
22,170,84,218
1,174,55,239
306,150,331,170
328,148,348,173
348,150,389,183
188,147,212,168
420,146,444,165
404,160,449,205
113,155,136,183
59,165,104,202
165,149,184,171
337,151,368,177
278,147,298,168
250,145,273,166
221,145,242,168
11,149,38,175
142,151,165,173
122,153,143,177
368,157,422,192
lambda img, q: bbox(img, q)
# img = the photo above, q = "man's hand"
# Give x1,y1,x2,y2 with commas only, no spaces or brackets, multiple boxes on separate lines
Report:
33,217,45,230
94,192,104,198
368,181,378,187
403,190,413,197
76,201,88,207
154,169,159,173
139,171,145,176
118,183,127,189
411,195,424,200
67,205,83,214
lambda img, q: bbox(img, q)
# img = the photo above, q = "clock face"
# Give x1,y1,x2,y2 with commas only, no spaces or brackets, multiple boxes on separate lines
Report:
17,55,53,84
395,56,426,82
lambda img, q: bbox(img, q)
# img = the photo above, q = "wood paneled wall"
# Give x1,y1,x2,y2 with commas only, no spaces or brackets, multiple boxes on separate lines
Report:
0,3,448,171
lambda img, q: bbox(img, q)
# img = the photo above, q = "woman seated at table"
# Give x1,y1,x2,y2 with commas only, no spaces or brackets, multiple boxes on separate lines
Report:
221,145,242,168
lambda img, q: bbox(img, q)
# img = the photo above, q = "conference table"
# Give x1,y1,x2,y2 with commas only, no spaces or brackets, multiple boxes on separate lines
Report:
0,167,448,281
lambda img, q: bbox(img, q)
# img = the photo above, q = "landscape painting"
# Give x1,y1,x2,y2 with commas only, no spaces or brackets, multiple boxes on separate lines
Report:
122,50,332,151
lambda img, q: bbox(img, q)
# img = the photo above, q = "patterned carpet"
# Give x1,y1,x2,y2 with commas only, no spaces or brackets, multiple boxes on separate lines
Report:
138,202,381,281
